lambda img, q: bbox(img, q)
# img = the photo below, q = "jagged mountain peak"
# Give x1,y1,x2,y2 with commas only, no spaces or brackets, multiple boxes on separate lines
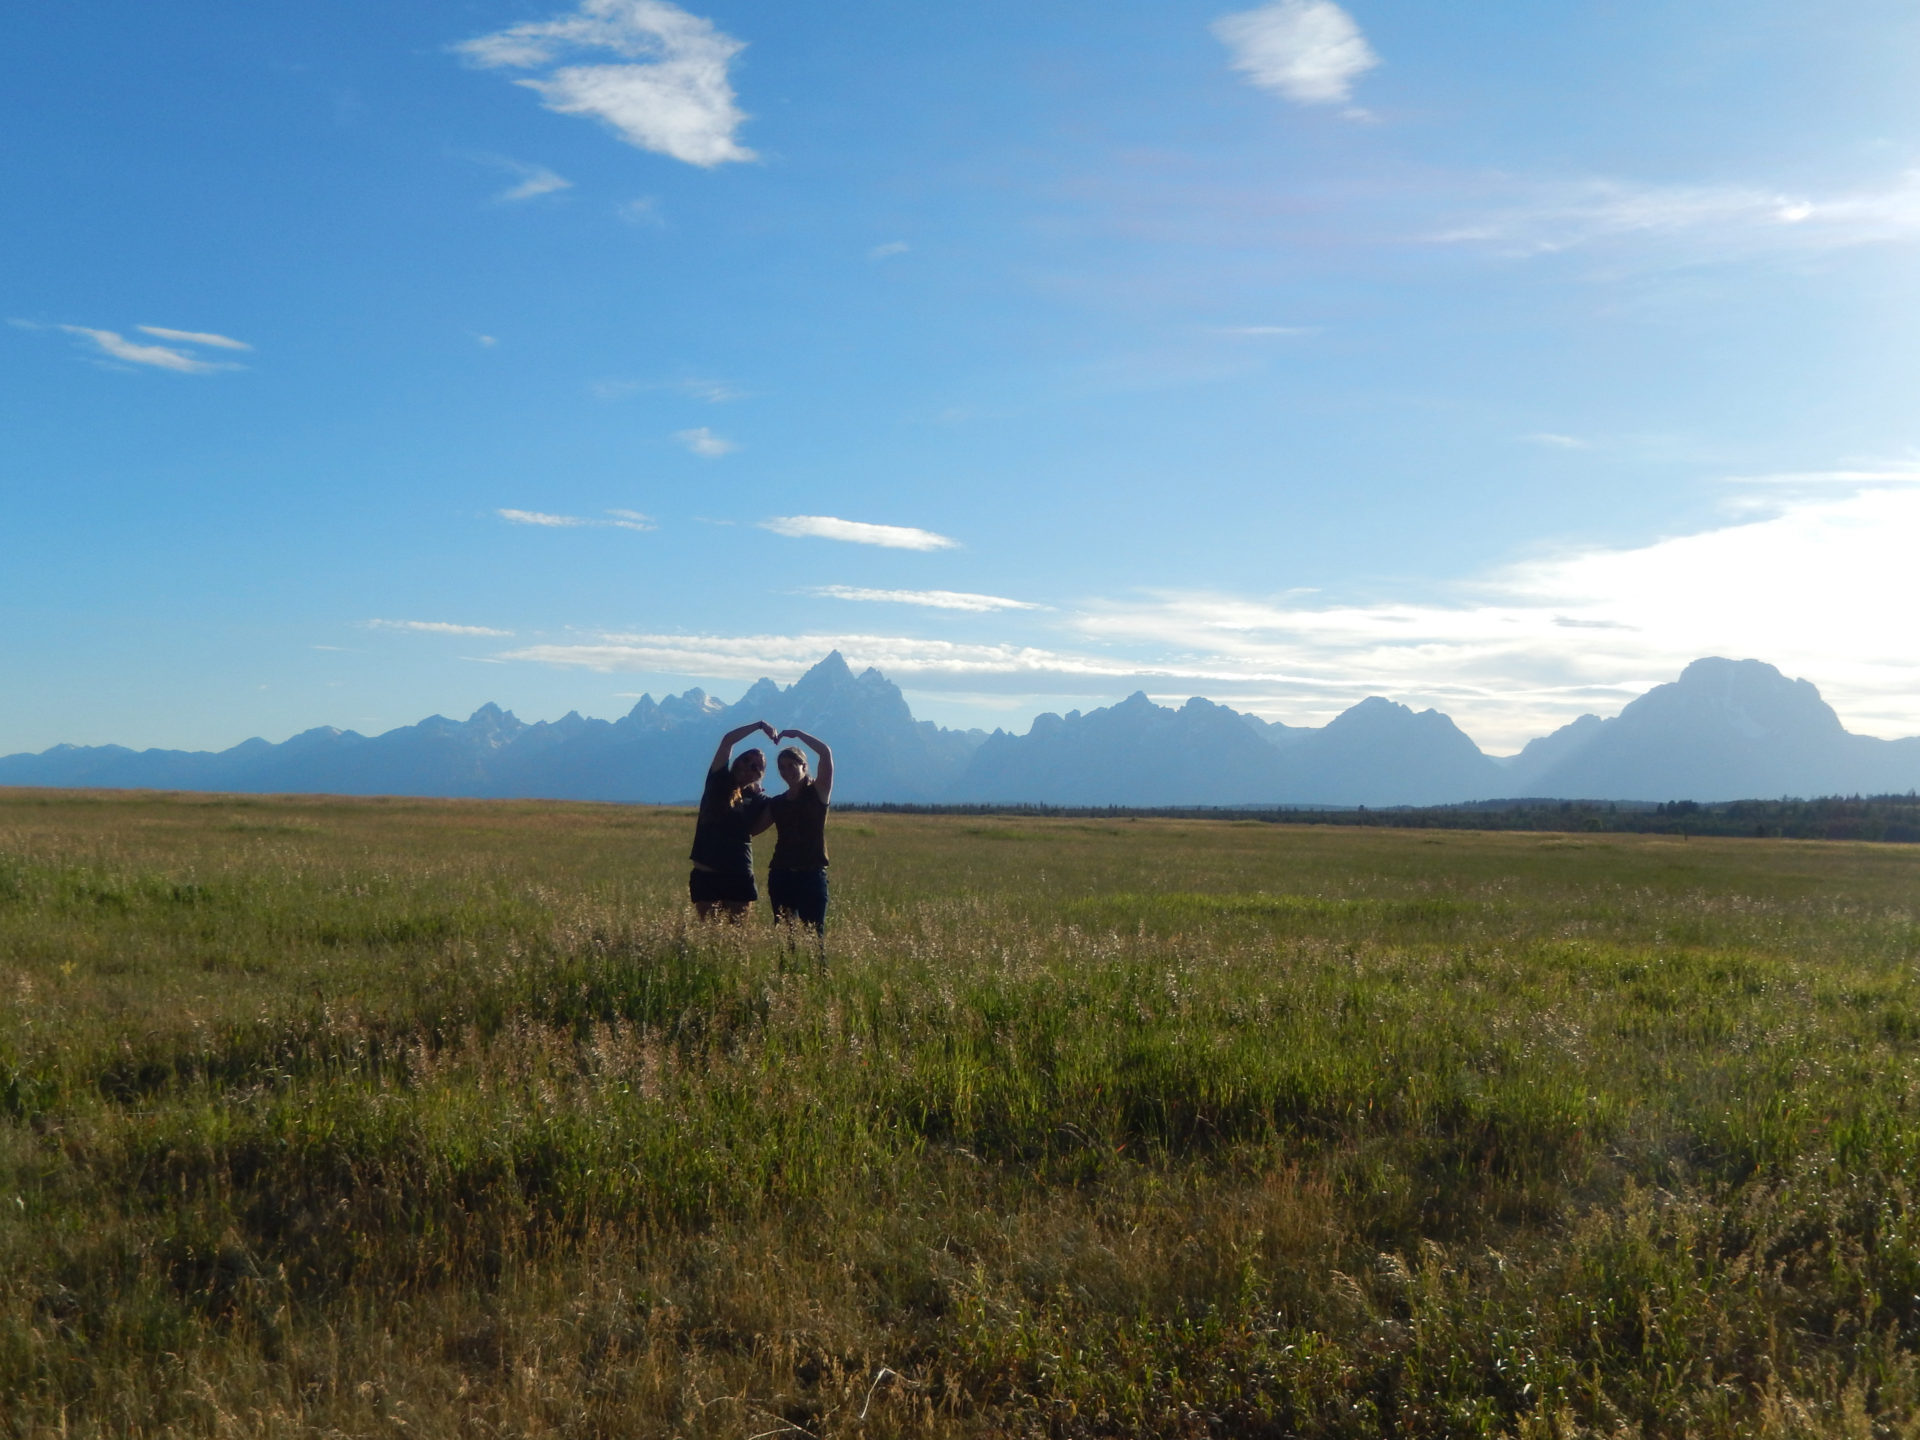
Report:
734,676,784,710
654,688,726,727
809,649,856,681
4,653,1913,806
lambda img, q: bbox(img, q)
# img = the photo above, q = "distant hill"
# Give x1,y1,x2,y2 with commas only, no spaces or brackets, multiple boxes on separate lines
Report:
4,654,1916,806
1503,657,1920,801
949,692,1506,807
0,653,984,805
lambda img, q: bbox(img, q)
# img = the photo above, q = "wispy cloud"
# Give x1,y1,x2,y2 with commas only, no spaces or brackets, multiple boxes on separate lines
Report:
493,158,573,202
54,324,246,374
761,515,961,551
868,240,910,260
495,468,1920,749
673,426,736,456
368,619,515,637
679,378,742,403
1073,468,1920,746
499,507,654,531
811,585,1044,613
1210,324,1317,337
502,632,1110,682
1435,171,1920,258
454,0,753,168
617,195,665,226
1212,0,1379,109
136,325,251,351
1525,433,1588,450
592,375,741,402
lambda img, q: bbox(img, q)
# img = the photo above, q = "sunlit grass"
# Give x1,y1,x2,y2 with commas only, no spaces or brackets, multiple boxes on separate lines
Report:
2,789,1918,1436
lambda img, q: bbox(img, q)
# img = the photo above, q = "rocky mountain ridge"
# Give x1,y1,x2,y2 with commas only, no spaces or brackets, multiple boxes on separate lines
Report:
4,654,1916,805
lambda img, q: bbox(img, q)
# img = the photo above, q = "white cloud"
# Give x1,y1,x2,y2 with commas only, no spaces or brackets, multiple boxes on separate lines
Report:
499,507,654,531
483,469,1920,750
593,376,740,401
501,632,1115,681
368,620,515,637
476,334,499,347
455,0,753,168
1212,324,1316,337
1212,0,1379,108
495,160,573,202
811,585,1044,613
673,426,736,456
1073,468,1920,747
1435,171,1920,258
1526,433,1588,449
136,325,252,351
617,195,665,226
57,325,240,374
761,515,961,551
869,240,910,260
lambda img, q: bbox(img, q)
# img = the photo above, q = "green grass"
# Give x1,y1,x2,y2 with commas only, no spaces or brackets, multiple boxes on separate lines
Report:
2,789,1919,1436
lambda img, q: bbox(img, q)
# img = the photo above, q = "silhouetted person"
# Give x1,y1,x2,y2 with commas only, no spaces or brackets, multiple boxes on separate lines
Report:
688,720,777,920
760,728,833,933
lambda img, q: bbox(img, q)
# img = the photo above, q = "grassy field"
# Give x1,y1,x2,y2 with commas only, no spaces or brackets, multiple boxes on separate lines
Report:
2,790,1919,1438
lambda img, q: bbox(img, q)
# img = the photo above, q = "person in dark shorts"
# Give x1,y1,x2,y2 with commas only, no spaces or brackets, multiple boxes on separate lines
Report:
688,719,778,920
762,727,833,932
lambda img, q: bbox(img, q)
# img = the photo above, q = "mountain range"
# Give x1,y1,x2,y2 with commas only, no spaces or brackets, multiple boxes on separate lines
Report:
4,653,1917,806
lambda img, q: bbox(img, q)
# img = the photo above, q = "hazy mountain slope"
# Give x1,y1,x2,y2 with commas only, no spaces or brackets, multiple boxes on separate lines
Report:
949,694,1291,806
0,653,983,804
1526,658,1920,801
1500,714,1605,793
950,692,1506,806
4,654,1916,805
1283,697,1507,807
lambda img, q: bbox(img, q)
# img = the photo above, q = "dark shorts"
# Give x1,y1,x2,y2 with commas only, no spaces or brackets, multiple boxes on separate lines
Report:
768,868,829,932
689,868,756,919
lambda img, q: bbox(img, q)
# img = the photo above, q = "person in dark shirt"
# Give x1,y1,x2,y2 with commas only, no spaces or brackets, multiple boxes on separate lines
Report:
688,719,777,920
761,727,833,933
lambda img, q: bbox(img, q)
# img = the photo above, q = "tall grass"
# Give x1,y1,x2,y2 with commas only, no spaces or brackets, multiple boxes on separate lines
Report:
2,790,1918,1436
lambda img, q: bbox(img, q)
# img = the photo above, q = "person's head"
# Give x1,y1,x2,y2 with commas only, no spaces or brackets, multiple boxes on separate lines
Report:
729,748,766,799
777,746,809,786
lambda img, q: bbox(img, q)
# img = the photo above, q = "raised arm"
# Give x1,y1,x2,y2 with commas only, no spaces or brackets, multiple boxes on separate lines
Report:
779,728,833,803
710,720,777,773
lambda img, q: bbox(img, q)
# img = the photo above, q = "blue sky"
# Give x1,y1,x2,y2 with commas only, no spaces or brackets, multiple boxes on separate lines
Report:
6,0,1918,756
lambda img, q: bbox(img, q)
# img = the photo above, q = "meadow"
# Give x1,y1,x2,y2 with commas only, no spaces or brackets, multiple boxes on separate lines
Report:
2,789,1918,1438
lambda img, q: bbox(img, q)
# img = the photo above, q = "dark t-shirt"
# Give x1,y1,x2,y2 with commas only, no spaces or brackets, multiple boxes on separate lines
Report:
689,768,769,875
768,781,830,871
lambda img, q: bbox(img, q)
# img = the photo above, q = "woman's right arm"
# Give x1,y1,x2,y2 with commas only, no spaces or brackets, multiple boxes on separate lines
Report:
709,720,777,773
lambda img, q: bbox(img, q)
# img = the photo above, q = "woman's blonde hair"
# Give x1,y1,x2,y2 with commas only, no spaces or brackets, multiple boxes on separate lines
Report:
728,749,765,806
